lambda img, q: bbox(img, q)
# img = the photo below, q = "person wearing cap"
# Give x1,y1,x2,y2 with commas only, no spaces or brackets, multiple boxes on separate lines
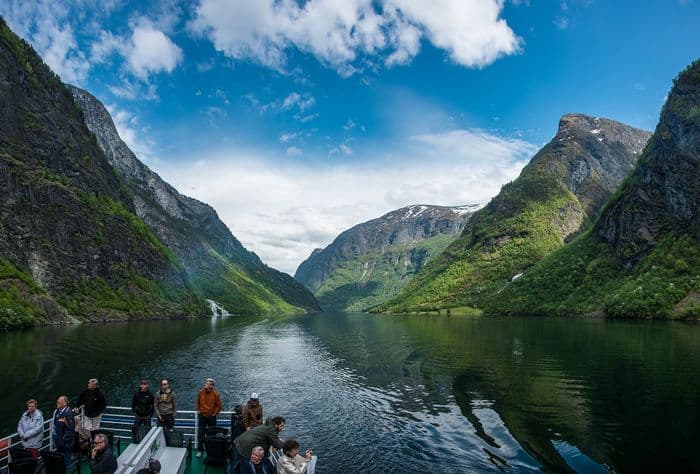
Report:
195,377,222,457
131,379,155,428
243,392,263,430
74,378,107,431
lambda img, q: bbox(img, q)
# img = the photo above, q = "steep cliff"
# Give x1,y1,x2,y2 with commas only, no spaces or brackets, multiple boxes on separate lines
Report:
0,18,205,328
295,205,478,311
378,114,651,313
69,86,320,315
491,60,700,318
0,18,318,329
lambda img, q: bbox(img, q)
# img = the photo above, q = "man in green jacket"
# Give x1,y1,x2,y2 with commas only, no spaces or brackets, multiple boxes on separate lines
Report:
233,416,285,459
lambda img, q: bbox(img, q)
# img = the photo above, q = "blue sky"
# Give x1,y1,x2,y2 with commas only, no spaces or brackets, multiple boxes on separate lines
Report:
2,0,699,274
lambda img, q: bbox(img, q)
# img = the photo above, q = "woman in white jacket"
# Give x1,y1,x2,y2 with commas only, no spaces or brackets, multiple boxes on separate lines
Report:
276,439,313,474
17,399,44,458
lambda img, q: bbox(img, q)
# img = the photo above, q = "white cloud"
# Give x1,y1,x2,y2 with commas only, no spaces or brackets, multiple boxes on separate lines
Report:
286,146,302,156
89,18,184,81
190,0,521,75
128,20,184,79
1,0,89,84
282,92,316,112
154,129,537,274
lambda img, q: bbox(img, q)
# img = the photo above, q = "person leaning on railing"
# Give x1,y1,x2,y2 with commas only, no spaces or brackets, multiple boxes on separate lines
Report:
73,378,107,431
233,416,285,460
16,398,44,459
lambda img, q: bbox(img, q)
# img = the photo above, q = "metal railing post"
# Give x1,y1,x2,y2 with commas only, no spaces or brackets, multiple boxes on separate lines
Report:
194,413,199,451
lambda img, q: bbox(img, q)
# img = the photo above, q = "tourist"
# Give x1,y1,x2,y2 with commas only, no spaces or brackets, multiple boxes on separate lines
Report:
154,379,177,429
195,377,222,457
228,404,245,468
234,416,285,460
52,395,75,472
231,405,245,440
74,378,107,431
136,459,161,474
242,392,263,430
233,446,274,474
89,432,117,473
276,439,312,474
17,399,44,459
131,379,155,427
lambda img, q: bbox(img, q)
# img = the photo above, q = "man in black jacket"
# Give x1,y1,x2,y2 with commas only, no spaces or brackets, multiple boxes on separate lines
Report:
89,433,117,474
74,378,107,431
131,379,154,428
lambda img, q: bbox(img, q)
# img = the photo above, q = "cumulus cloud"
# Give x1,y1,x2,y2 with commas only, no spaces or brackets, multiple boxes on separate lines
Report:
128,20,184,79
154,129,538,274
190,0,521,75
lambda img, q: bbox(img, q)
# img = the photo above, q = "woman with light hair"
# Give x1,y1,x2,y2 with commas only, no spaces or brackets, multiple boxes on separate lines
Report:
17,399,44,459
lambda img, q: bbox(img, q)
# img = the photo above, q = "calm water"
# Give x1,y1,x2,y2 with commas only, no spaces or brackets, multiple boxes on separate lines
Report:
1,313,700,473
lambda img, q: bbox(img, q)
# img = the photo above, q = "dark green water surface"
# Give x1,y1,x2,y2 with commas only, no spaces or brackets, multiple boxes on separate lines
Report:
1,313,699,473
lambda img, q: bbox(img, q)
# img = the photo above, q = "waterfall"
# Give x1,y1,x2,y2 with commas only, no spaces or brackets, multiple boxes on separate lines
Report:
206,299,230,317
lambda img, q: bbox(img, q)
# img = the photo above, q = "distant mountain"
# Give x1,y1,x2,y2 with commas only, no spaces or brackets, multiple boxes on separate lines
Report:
69,86,320,315
0,18,317,329
295,204,479,311
490,60,700,318
377,113,651,313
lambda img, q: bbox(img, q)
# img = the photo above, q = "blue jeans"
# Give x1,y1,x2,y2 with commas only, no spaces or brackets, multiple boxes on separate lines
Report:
61,448,73,473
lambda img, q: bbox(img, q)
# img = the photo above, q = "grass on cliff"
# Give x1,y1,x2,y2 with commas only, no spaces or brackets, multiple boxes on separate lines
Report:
488,232,700,319
314,234,458,311
0,259,47,329
377,160,587,313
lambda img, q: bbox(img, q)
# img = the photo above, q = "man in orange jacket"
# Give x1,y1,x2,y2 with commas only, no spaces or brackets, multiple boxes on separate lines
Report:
195,377,222,457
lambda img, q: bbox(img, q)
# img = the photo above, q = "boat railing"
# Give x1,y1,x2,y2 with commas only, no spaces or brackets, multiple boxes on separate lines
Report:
2,406,315,472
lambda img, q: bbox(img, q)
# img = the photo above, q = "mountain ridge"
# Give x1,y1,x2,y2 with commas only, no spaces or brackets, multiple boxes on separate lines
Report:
376,113,651,313
295,204,479,311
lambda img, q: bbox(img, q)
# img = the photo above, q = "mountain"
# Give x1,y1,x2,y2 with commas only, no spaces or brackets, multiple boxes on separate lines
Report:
69,86,320,315
0,18,317,329
295,204,479,311
489,60,700,318
377,114,651,313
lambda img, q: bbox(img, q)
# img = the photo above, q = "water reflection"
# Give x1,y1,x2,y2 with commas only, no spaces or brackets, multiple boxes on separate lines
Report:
1,314,700,472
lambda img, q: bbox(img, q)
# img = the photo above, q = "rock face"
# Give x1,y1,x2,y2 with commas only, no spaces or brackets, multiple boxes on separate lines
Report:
295,204,478,310
490,61,700,318
0,18,318,328
0,18,201,327
595,65,700,266
69,86,320,314
377,113,651,313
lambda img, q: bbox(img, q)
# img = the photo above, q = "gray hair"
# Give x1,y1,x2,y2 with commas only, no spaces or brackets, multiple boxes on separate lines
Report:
89,378,98,385
94,433,108,444
58,395,69,404
251,446,264,455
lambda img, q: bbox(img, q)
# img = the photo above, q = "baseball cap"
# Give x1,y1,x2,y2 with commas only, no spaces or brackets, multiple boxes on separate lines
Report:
250,392,259,400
